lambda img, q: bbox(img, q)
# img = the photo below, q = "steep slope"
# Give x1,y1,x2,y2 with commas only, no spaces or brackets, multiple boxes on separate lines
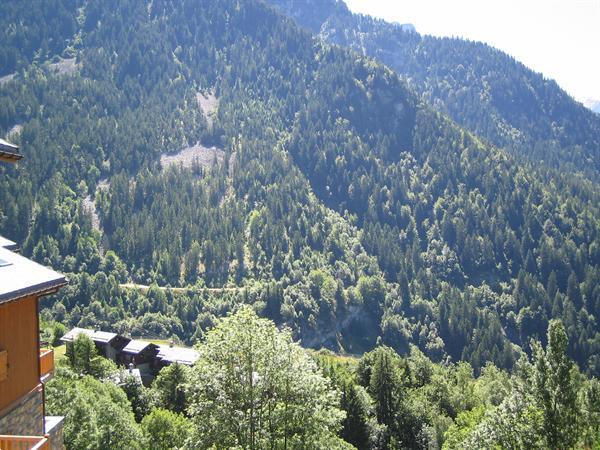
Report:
0,0,598,374
266,0,600,182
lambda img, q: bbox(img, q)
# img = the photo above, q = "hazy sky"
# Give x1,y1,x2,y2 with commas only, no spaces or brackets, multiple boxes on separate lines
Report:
344,0,600,106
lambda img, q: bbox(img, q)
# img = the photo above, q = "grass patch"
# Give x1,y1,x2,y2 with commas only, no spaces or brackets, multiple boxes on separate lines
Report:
53,344,67,362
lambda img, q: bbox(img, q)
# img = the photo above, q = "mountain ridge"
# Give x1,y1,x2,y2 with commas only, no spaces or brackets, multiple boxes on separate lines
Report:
265,0,600,182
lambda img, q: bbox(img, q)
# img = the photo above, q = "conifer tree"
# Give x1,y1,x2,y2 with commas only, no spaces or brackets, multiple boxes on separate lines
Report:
369,348,399,429
152,362,190,415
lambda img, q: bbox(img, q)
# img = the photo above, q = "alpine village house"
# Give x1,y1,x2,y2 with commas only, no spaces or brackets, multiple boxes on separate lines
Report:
0,139,67,450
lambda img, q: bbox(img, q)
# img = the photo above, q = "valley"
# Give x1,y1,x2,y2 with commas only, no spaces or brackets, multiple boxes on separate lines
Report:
0,0,598,448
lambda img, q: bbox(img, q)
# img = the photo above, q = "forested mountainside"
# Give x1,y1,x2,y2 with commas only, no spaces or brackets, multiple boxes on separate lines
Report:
0,0,599,379
267,0,600,182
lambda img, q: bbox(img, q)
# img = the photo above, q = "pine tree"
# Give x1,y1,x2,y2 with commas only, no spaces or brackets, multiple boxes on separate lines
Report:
369,348,399,428
152,362,190,415
341,384,374,449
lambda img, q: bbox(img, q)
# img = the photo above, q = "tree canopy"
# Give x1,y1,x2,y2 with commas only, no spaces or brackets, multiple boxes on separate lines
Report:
186,306,348,449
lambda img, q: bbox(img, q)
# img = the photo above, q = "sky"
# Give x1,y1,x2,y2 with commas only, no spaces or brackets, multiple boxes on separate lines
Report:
344,0,600,108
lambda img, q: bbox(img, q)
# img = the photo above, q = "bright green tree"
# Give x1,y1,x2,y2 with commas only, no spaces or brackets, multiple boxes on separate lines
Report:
66,333,117,378
186,306,348,449
46,369,142,450
442,405,485,449
532,319,581,449
67,333,97,374
141,408,192,450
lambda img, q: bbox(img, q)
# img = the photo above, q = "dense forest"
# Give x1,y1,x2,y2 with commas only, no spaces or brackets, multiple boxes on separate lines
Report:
268,0,600,182
1,0,599,378
1,0,599,447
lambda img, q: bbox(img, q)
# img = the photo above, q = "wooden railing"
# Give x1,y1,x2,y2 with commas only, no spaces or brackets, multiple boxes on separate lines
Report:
39,349,54,380
0,435,49,450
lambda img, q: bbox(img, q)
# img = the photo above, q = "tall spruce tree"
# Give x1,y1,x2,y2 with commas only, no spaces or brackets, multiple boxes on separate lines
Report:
341,383,374,449
369,348,400,431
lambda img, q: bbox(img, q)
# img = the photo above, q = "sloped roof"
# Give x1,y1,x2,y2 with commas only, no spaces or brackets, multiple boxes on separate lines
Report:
0,236,18,251
0,246,67,304
60,327,122,345
122,340,158,355
0,138,21,162
92,330,120,344
61,327,95,342
157,345,199,365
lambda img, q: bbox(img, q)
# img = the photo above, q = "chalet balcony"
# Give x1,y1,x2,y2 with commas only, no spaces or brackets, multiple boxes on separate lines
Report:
39,348,54,381
0,435,49,450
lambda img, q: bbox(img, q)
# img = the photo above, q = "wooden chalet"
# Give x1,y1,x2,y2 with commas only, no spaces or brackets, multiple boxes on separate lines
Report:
0,242,67,450
60,325,200,385
0,137,66,450
60,327,130,363
120,340,159,383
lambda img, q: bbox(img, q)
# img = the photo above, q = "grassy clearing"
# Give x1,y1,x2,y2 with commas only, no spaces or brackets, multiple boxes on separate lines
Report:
53,344,67,362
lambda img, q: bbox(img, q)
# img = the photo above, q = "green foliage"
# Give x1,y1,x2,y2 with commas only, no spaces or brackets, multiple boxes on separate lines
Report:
269,0,600,181
39,302,600,449
122,374,153,422
460,370,545,449
369,348,400,428
458,321,596,449
151,362,190,415
186,306,346,449
66,333,117,378
340,384,378,450
50,322,68,347
45,368,143,450
532,320,581,449
66,333,94,372
1,0,598,377
0,8,599,449
141,408,192,450
583,379,600,448
326,321,599,449
442,405,485,450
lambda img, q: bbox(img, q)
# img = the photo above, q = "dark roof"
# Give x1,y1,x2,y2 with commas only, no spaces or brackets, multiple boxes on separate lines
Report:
0,247,67,304
0,138,22,163
0,236,18,251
